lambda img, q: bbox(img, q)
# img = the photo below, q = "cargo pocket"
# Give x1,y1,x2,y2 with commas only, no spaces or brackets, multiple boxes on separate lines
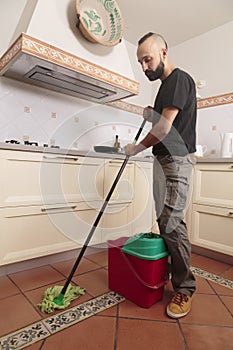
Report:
165,178,188,211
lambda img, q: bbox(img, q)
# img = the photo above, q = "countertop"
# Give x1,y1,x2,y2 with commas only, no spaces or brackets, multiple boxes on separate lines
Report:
0,143,154,162
1,143,233,163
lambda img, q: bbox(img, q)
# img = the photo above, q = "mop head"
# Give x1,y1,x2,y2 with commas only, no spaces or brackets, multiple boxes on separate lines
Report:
38,284,86,314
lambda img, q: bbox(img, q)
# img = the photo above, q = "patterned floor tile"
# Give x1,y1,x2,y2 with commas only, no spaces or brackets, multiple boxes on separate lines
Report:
191,266,233,289
0,322,49,350
0,292,124,349
42,303,93,334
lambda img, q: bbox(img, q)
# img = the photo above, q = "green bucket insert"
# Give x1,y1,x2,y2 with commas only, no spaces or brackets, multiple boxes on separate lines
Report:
121,232,168,260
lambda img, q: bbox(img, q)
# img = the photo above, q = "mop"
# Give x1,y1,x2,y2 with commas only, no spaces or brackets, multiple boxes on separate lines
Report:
38,119,147,313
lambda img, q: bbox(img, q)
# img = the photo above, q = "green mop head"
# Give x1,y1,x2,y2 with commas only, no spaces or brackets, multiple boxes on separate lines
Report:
38,284,85,314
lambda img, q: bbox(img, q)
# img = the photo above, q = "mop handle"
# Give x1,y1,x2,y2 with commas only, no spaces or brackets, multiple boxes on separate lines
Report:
60,118,147,296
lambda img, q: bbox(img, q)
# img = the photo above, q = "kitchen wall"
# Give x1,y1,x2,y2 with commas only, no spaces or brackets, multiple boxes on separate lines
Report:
0,12,232,155
0,76,151,153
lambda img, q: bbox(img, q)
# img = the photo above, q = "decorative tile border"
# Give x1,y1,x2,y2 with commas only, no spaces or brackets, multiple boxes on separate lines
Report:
197,92,233,109
107,100,144,115
0,291,125,349
107,92,233,115
0,33,139,95
0,322,50,350
191,266,233,289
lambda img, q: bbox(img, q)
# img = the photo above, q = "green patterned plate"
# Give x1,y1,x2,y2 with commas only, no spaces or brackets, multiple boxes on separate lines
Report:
76,0,123,46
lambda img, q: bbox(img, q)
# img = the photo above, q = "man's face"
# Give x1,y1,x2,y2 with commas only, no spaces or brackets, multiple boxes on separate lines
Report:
137,38,165,81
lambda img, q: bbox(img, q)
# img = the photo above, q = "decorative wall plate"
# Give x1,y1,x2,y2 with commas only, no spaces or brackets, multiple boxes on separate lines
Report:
76,0,123,46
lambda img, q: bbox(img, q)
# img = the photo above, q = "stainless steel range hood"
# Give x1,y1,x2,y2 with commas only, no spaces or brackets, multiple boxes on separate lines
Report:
0,33,139,103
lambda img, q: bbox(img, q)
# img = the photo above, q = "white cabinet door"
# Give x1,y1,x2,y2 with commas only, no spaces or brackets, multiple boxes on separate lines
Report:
191,203,233,256
193,163,233,207
0,205,102,266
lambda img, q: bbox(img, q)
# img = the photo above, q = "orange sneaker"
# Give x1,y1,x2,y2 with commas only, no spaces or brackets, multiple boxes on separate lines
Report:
166,292,192,319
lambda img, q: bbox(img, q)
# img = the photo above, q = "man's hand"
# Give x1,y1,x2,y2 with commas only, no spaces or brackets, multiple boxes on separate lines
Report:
143,106,154,122
124,143,145,156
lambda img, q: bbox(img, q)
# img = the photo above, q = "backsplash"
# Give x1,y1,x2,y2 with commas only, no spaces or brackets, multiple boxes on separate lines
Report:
0,77,151,154
0,76,232,157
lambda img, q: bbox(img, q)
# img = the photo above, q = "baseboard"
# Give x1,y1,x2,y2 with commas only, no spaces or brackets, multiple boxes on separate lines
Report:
0,244,107,276
191,244,233,265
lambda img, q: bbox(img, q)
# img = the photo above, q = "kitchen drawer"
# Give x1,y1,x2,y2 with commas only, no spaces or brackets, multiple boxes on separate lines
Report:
0,151,104,207
193,163,233,207
190,204,233,256
0,204,102,265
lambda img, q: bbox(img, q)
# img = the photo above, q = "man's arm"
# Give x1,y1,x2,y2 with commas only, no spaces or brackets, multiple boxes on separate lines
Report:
125,107,179,156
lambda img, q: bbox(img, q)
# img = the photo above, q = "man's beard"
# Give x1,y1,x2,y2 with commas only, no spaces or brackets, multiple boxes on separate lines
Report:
145,60,164,81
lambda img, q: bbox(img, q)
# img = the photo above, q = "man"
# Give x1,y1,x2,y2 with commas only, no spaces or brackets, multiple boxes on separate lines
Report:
125,32,197,319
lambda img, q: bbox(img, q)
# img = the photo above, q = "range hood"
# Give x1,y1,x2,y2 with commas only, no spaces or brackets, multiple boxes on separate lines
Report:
0,33,139,103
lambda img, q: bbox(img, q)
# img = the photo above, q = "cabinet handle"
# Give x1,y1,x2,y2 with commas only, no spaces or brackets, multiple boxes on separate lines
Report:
41,205,77,212
43,155,78,161
228,211,233,216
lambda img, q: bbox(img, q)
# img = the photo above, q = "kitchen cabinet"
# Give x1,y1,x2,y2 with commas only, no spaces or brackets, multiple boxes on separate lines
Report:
0,149,154,266
0,150,105,265
0,205,102,265
0,151,104,207
190,162,233,256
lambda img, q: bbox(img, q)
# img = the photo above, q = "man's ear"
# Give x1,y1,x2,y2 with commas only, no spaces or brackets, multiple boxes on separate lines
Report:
162,48,167,59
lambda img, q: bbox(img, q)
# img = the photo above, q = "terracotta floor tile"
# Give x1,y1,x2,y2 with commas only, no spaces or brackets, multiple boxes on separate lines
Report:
118,288,175,322
181,324,233,350
208,281,233,296
41,315,116,349
25,281,92,317
180,294,233,326
220,295,233,315
85,250,108,267
9,265,65,291
116,318,185,350
0,294,41,336
191,255,231,275
72,268,109,297
99,304,118,317
51,256,100,277
24,341,44,350
221,266,233,280
0,275,21,300
195,275,215,294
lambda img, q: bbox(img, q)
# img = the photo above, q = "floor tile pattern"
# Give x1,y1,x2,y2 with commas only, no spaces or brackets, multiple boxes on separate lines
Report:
0,292,125,349
0,251,232,350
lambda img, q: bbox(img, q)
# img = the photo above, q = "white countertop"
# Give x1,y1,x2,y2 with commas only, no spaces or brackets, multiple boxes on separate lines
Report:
1,143,233,163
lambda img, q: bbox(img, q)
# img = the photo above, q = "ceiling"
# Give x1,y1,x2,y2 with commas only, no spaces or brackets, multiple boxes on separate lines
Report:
118,0,233,47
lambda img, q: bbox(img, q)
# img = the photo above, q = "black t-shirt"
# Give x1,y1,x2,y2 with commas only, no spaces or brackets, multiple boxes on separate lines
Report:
152,68,197,156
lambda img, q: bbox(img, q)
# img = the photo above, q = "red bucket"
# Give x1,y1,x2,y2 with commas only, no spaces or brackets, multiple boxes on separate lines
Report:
108,236,168,308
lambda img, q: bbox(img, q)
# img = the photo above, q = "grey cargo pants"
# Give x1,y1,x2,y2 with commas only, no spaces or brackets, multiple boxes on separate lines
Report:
153,154,196,296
